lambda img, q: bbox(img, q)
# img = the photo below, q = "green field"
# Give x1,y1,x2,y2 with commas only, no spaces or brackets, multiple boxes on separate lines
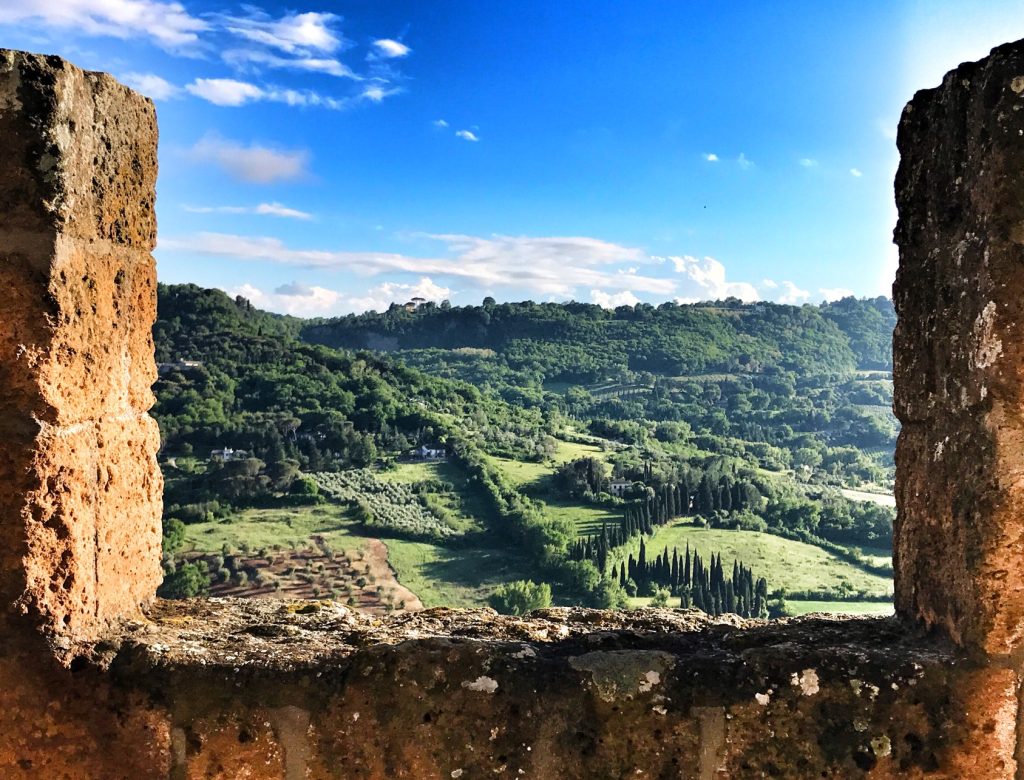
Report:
785,600,893,616
844,544,892,569
182,504,370,555
626,597,893,615
182,501,531,609
610,522,893,599
377,460,493,528
487,438,612,491
542,500,622,537
384,537,533,608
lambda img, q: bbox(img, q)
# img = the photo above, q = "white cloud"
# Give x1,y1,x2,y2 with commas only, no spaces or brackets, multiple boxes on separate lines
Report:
186,78,264,106
232,277,452,317
850,168,863,178
231,282,343,316
361,84,401,103
221,48,358,79
183,202,312,220
664,255,759,302
121,72,181,100
591,289,640,308
183,78,354,109
799,158,818,167
347,278,451,313
220,10,342,55
703,153,719,162
433,119,449,128
0,0,208,49
770,280,811,305
373,39,411,58
737,153,754,170
159,232,672,298
818,287,856,302
187,135,310,183
456,130,480,142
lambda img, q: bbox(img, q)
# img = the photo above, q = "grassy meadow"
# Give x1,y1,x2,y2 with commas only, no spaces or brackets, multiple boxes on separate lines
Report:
609,521,893,599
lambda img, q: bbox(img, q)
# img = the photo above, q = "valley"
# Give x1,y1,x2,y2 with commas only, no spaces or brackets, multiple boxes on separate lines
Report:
155,286,897,619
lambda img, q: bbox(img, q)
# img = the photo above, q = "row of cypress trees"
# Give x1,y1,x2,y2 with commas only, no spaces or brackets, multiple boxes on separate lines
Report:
570,533,769,617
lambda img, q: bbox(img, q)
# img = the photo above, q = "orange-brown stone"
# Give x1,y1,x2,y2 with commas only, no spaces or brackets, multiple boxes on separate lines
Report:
0,49,161,649
894,39,1024,655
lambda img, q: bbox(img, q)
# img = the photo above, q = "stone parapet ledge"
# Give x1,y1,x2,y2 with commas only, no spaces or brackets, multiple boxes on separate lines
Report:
29,602,991,779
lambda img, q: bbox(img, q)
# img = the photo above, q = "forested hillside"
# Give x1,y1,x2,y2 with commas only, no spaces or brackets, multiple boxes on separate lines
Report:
153,285,897,618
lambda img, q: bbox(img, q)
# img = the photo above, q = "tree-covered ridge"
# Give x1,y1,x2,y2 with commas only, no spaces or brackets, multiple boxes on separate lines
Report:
154,283,551,463
301,296,894,387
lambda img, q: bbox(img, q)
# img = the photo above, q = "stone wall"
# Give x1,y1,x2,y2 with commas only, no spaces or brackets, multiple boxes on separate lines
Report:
0,45,1021,778
893,40,1024,656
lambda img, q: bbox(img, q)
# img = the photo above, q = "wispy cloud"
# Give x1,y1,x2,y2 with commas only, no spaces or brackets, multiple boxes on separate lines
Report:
159,232,671,298
455,130,480,142
0,0,208,50
850,168,863,178
176,77,373,110
737,153,754,170
221,48,359,79
218,10,343,55
186,78,264,106
361,84,401,103
186,135,310,184
121,72,181,100
183,202,312,220
372,39,411,58
798,158,818,168
232,276,448,316
7,4,409,107
433,119,450,128
818,287,855,301
703,153,719,162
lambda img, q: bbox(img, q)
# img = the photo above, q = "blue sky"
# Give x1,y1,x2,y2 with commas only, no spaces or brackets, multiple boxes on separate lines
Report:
3,1,1023,316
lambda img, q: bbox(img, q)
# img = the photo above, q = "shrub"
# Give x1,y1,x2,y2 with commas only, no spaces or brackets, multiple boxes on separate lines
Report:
488,580,553,615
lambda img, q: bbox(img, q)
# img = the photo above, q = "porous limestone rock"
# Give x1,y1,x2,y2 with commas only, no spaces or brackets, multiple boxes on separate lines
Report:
894,39,1024,655
0,49,161,650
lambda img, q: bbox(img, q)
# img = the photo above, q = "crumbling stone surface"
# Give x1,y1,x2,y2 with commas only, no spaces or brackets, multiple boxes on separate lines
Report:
0,600,1012,779
0,49,161,649
96,602,1017,778
894,39,1024,655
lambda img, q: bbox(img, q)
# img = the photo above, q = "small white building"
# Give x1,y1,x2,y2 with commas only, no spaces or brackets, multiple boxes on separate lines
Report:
157,359,203,375
608,480,632,497
412,445,446,460
210,448,247,462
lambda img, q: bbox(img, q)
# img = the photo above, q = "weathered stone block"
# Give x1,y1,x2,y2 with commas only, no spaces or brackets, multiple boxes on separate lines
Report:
894,39,1024,654
0,238,157,427
0,49,157,249
10,415,162,643
0,50,161,648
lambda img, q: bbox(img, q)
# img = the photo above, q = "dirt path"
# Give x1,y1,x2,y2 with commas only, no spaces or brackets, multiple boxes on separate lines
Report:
364,538,424,611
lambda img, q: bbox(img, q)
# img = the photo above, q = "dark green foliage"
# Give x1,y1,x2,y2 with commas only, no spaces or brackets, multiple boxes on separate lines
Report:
488,580,553,615
158,561,209,599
